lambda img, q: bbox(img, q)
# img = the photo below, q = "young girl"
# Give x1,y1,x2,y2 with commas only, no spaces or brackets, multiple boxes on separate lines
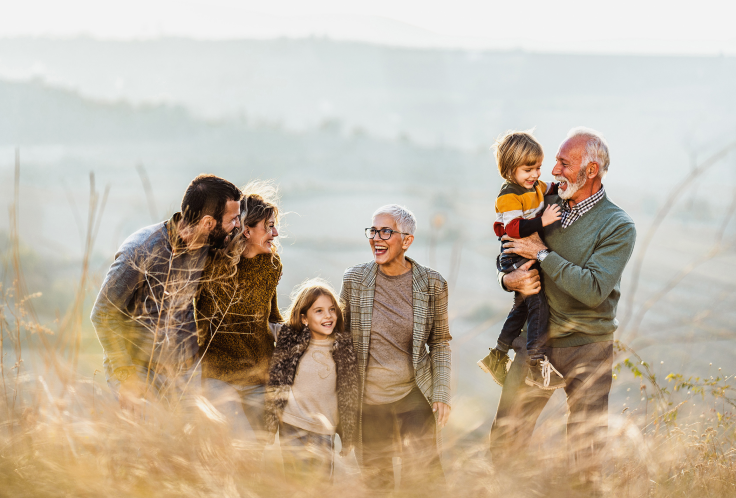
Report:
266,279,359,482
477,130,565,390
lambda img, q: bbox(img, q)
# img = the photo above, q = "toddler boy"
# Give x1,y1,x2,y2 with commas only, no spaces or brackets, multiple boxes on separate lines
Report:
477,130,565,390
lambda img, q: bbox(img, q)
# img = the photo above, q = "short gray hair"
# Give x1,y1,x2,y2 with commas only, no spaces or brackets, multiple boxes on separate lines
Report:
567,127,610,178
372,204,417,236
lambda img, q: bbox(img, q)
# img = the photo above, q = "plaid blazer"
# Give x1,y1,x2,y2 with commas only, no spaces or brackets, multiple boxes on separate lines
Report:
339,256,452,457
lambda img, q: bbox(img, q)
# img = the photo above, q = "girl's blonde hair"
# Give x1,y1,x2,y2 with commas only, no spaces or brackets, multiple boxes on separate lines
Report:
285,278,344,333
492,130,544,182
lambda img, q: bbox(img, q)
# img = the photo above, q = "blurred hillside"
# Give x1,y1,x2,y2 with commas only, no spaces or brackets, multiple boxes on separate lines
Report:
1,38,734,148
1,38,735,189
0,77,494,256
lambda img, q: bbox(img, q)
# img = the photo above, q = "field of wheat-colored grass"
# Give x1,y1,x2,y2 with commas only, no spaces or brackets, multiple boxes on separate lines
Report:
2,149,736,497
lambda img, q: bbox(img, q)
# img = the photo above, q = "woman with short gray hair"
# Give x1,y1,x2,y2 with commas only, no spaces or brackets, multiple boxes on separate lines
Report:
339,203,452,492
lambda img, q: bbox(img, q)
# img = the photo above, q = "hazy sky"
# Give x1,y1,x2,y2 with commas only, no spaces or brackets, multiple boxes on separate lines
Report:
3,0,735,55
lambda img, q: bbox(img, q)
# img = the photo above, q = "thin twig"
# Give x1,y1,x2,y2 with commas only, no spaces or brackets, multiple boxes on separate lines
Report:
621,186,736,343
136,162,159,223
620,140,736,334
0,307,7,417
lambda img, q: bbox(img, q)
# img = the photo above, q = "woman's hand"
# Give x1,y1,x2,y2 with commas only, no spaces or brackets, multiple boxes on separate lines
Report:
432,402,451,428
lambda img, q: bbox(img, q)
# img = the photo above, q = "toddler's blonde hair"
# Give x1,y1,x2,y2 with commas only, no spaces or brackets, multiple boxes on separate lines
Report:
492,130,544,182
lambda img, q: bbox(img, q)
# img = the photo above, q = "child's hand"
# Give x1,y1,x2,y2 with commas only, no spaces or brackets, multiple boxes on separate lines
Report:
541,204,562,227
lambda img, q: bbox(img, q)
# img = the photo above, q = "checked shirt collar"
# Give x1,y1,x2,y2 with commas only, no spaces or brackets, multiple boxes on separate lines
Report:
559,185,606,228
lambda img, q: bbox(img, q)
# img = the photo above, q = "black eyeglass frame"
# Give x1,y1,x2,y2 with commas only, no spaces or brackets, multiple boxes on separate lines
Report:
364,227,411,240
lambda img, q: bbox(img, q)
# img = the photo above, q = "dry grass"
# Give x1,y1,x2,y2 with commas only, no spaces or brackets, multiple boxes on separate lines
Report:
2,153,736,497
1,367,733,497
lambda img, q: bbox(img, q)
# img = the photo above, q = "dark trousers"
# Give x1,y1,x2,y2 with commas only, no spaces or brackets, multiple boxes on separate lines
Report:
497,289,550,353
489,340,613,480
361,388,444,492
496,254,549,353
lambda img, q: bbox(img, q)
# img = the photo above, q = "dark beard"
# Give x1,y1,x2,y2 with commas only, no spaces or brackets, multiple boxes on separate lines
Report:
207,221,230,249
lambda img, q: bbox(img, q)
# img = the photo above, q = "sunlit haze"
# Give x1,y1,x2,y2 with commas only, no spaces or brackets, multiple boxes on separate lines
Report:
3,0,736,54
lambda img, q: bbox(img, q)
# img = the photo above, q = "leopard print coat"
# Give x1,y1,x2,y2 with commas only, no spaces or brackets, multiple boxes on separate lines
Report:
266,324,359,449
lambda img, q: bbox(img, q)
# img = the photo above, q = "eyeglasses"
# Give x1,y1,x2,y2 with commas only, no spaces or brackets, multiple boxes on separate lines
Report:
364,227,411,240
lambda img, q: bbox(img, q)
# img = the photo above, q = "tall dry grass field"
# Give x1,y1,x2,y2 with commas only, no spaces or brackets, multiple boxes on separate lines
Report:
2,149,736,498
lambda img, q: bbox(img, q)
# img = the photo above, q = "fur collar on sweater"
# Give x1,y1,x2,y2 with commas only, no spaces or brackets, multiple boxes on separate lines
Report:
266,324,359,449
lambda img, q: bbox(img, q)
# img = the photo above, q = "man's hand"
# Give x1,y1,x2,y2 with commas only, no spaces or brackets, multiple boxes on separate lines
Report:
118,374,145,418
501,260,541,297
541,204,562,227
432,402,451,428
502,232,548,260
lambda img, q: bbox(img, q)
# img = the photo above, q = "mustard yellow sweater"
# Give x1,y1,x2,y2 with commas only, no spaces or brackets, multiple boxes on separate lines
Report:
197,252,283,386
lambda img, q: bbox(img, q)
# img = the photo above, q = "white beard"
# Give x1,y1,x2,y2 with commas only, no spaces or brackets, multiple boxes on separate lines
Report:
555,170,587,200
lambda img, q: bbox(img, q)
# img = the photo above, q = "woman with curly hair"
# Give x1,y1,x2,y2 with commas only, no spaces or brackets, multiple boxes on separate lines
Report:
196,181,283,450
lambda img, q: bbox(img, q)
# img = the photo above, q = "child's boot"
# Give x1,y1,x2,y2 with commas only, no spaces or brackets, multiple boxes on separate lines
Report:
524,352,565,390
477,348,511,386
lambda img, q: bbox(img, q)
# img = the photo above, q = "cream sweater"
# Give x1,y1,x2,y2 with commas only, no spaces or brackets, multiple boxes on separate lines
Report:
281,338,338,435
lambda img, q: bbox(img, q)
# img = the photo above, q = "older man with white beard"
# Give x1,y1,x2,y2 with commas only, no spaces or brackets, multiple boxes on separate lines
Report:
489,127,636,490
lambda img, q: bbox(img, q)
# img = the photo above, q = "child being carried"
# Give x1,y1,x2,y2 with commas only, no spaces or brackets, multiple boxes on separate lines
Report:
477,130,565,390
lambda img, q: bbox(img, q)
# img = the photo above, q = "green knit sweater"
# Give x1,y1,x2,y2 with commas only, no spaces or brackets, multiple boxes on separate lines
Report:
538,193,636,348
197,252,283,386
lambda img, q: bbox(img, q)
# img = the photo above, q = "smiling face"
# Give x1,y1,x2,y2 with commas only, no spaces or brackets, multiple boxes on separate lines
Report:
244,214,278,257
552,136,591,203
301,294,337,341
369,213,414,273
512,158,543,189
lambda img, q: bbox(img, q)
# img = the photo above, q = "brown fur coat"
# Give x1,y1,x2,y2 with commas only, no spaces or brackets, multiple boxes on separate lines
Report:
266,324,359,449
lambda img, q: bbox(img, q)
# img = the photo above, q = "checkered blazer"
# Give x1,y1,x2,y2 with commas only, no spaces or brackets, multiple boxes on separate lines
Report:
339,257,452,408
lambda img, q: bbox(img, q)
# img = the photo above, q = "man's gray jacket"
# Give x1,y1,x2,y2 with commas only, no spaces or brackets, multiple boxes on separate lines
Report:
90,213,209,381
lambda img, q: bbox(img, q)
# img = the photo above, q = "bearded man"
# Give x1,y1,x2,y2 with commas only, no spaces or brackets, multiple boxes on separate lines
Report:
91,174,242,416
489,128,636,489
